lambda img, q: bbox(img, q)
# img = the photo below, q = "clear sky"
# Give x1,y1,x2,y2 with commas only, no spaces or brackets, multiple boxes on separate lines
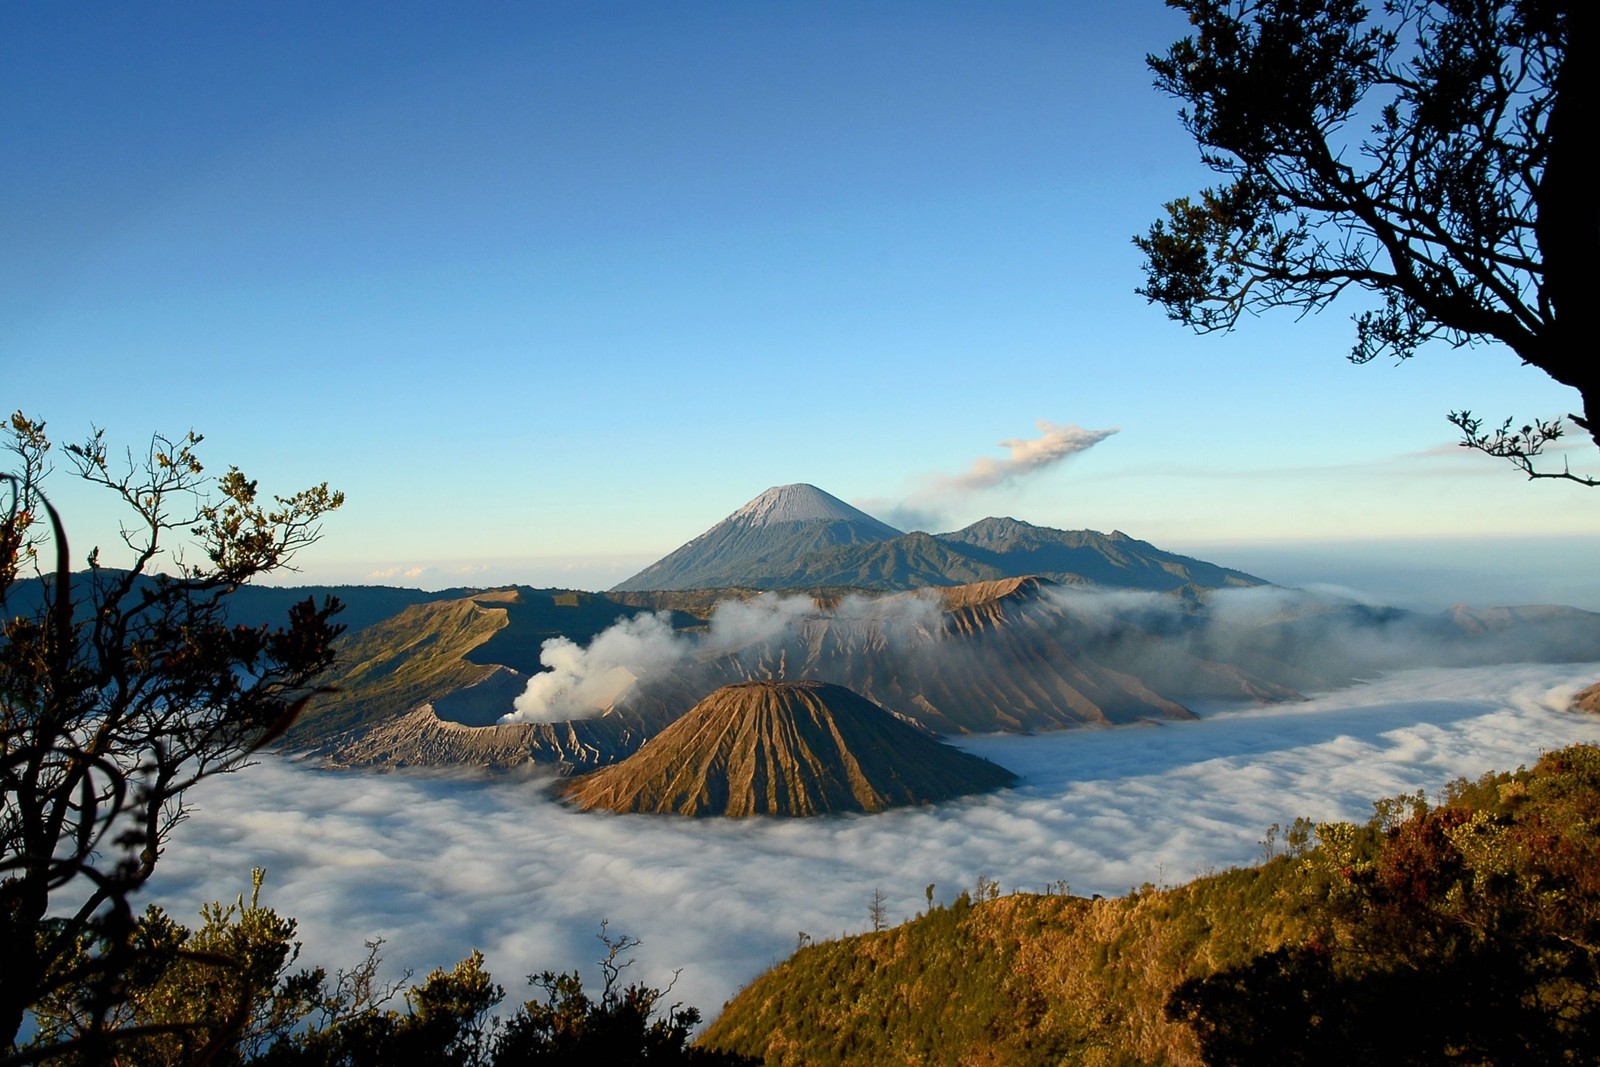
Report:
6,2,1597,602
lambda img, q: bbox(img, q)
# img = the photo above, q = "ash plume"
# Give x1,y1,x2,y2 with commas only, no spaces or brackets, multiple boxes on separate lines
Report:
510,612,685,723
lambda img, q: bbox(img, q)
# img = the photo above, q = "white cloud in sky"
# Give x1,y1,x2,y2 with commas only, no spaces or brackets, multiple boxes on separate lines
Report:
365,564,439,582
876,420,1120,531
144,661,1600,1024
938,420,1120,493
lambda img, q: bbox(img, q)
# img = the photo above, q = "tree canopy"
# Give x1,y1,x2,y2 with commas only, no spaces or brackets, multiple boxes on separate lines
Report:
1,413,344,1060
1136,0,1594,483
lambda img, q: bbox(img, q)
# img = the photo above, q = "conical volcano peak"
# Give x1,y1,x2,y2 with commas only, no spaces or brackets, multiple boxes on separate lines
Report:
558,679,1016,817
611,484,902,591
729,484,901,532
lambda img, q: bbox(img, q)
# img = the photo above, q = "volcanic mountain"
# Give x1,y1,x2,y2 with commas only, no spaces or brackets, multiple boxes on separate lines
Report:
559,680,1017,816
611,485,1262,593
613,576,1291,736
283,588,702,768
282,576,1600,773
612,484,904,592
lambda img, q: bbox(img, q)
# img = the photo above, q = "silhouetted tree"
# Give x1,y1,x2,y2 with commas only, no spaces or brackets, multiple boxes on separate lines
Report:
29,869,331,1067
492,923,727,1066
868,889,887,933
1137,0,1595,483
257,922,754,1067
1,413,344,1060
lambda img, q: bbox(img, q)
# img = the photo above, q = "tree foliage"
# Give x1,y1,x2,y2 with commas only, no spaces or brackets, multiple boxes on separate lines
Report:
1136,0,1595,483
1,413,344,1060
28,869,329,1067
490,923,748,1066
1171,744,1600,1064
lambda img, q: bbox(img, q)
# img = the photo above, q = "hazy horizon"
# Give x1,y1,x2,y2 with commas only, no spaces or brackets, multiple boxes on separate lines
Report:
257,530,1600,616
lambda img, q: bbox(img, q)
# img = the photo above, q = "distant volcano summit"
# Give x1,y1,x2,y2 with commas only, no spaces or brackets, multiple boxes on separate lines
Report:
558,680,1017,817
612,484,903,592
728,483,898,530
612,484,1262,593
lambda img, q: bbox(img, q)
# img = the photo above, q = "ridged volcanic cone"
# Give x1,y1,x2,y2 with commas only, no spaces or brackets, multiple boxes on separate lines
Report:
559,680,1016,817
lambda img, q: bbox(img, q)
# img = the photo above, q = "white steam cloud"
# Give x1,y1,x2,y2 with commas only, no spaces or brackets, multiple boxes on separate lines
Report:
511,613,684,722
148,662,1600,1030
503,580,1600,726
503,592,946,724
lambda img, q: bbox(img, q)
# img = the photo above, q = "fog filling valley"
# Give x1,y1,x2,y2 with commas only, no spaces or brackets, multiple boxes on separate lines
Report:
148,660,1600,1022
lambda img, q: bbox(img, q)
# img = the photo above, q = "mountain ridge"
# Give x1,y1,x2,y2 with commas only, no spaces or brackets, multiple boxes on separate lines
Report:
612,485,1264,593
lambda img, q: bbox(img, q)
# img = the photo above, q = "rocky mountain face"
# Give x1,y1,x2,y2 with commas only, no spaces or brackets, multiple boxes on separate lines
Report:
613,577,1287,736
289,577,1314,772
611,485,1264,593
283,587,700,760
612,484,904,592
275,485,1600,778
319,704,647,772
558,680,1016,816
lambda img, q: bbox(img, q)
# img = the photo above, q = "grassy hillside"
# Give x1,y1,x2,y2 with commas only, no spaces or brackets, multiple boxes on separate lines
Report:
700,744,1600,1066
286,594,514,745
287,587,706,747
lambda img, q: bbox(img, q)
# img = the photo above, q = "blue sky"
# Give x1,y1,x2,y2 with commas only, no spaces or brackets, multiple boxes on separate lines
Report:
6,2,1597,603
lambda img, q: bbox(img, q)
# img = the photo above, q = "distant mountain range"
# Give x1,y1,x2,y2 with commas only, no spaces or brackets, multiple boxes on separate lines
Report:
612,483,1264,593
281,571,1600,778
35,479,1563,793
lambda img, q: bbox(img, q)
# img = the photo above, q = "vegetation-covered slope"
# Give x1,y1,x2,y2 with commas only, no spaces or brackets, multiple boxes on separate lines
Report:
286,594,515,746
700,744,1600,1066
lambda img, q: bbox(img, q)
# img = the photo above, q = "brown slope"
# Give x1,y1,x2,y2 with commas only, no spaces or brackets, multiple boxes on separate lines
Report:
284,587,704,765
286,595,512,747
559,680,1016,817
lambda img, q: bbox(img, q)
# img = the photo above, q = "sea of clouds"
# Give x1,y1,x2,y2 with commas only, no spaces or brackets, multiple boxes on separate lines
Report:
145,661,1600,1023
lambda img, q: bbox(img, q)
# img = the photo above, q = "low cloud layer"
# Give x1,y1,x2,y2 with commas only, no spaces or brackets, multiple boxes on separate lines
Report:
148,662,1600,1024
